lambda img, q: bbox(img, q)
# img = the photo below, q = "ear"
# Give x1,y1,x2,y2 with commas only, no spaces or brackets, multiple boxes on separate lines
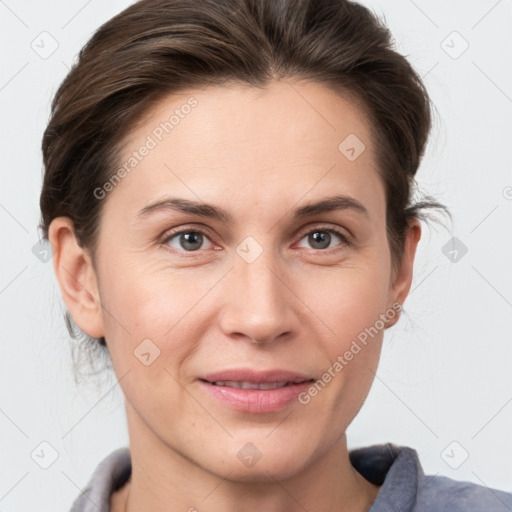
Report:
48,217,105,339
385,218,422,328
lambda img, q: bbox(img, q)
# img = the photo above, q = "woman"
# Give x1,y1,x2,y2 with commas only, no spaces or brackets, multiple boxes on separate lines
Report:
39,0,512,510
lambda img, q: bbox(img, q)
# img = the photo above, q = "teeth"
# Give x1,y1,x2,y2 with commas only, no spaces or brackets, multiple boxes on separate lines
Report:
211,381,289,390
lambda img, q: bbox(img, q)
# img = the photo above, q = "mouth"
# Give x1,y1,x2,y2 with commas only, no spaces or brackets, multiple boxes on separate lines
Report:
197,375,316,413
200,378,314,390
198,368,315,385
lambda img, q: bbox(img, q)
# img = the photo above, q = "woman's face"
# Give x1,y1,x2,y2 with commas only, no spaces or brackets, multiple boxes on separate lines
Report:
58,79,419,481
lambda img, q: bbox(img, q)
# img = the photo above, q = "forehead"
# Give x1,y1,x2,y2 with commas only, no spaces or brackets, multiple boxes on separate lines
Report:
106,79,384,223
124,79,373,158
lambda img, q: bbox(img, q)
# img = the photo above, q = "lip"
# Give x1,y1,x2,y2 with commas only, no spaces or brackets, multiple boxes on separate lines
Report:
197,368,315,413
199,368,313,384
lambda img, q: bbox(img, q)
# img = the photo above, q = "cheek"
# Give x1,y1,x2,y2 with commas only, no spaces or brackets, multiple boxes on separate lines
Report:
98,256,221,365
297,257,390,404
299,256,391,344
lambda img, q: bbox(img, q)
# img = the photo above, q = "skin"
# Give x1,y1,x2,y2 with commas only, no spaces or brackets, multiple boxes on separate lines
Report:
49,79,421,512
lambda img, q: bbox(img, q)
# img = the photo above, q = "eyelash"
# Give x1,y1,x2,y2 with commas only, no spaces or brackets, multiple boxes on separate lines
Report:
160,224,352,256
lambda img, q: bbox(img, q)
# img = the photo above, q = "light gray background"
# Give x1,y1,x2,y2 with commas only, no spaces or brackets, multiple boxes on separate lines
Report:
1,0,511,510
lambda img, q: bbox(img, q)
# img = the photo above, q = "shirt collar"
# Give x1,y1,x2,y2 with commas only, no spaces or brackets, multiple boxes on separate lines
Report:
349,442,424,512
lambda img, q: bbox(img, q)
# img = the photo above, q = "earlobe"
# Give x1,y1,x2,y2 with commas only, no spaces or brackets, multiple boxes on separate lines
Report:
386,219,422,328
48,217,105,339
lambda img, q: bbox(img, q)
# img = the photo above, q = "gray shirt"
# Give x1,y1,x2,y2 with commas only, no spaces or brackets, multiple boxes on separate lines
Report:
69,443,512,511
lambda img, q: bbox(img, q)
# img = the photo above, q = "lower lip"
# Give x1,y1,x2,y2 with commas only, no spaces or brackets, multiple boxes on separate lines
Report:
198,380,314,413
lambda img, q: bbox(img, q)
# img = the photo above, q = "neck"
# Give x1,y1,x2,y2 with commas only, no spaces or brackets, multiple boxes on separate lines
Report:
111,402,381,512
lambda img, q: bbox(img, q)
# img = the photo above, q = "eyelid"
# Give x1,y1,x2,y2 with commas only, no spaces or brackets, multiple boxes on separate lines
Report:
294,222,351,243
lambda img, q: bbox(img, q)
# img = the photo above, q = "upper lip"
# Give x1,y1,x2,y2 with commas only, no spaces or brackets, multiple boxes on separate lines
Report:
199,368,314,384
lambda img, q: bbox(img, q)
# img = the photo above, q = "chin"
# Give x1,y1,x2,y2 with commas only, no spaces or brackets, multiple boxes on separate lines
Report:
201,443,312,483
223,459,307,484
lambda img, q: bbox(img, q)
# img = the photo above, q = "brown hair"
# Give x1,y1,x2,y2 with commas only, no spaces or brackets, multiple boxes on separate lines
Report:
39,0,448,371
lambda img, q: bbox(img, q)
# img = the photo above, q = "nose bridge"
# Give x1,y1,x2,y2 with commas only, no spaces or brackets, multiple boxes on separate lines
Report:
242,249,280,303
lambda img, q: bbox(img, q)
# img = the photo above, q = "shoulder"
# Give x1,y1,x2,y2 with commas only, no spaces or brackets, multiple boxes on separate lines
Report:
416,473,512,511
349,443,512,512
69,447,131,512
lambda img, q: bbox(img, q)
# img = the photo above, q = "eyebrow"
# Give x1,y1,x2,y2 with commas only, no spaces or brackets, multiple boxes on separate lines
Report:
135,194,369,224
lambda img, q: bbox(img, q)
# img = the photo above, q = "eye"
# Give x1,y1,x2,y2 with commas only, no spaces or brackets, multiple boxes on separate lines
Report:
160,225,351,255
296,226,351,251
162,228,215,252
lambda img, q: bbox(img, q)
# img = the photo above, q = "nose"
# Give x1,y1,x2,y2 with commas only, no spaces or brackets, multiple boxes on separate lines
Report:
218,244,297,346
